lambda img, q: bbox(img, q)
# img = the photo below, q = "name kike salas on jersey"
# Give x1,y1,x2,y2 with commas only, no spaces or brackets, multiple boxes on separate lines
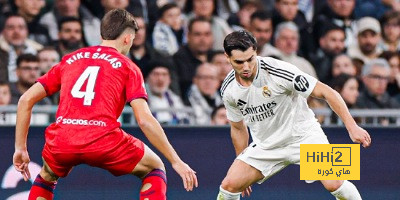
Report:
65,50,122,69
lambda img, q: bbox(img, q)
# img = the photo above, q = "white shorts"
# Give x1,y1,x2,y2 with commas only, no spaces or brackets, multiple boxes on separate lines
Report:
236,132,329,184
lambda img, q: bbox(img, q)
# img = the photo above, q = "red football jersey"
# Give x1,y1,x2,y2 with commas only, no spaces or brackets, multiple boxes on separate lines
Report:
37,46,147,152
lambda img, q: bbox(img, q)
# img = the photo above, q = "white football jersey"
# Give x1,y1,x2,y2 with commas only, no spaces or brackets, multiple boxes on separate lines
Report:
221,56,322,149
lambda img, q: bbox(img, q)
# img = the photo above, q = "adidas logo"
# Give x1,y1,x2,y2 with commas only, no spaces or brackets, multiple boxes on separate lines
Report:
237,99,247,106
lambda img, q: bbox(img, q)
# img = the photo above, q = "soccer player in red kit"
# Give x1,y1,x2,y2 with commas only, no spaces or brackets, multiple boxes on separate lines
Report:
13,9,198,200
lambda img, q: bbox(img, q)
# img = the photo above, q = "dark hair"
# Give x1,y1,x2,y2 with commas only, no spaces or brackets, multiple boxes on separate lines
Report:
223,30,257,56
158,3,180,19
329,73,358,93
211,104,225,120
1,14,25,30
188,16,211,33
4,13,24,22
240,0,263,9
101,9,139,40
143,59,172,78
379,51,400,63
380,10,400,39
16,54,39,68
320,22,344,38
58,17,82,31
250,10,272,22
0,80,10,88
210,50,225,61
313,22,344,40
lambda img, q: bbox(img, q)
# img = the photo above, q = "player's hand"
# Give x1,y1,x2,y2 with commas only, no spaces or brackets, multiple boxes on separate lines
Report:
172,161,198,191
13,149,31,181
241,185,252,197
348,125,371,148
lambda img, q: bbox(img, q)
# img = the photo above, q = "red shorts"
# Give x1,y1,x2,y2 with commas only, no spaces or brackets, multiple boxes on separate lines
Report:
42,129,145,177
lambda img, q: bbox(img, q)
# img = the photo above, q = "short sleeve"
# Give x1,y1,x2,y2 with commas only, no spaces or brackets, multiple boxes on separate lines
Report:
262,58,317,98
36,64,61,96
126,64,148,103
223,94,243,122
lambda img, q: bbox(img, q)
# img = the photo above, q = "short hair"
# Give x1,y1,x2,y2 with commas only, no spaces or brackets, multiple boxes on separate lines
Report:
379,51,400,63
16,54,39,68
195,62,219,76
361,58,390,76
101,9,139,40
380,10,400,29
240,0,263,9
250,10,272,22
0,80,10,88
274,21,299,40
58,17,82,31
223,30,257,56
143,59,172,78
210,50,225,61
1,14,25,30
38,46,58,54
319,22,345,38
4,14,24,22
188,16,211,33
158,2,180,18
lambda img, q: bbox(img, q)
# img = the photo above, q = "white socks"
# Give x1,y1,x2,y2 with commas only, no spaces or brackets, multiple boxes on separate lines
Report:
331,180,362,200
217,186,241,200
217,181,361,200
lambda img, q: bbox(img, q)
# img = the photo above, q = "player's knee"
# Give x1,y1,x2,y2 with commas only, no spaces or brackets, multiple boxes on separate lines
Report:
323,180,343,192
221,177,243,193
145,155,165,174
152,156,165,171
40,165,58,182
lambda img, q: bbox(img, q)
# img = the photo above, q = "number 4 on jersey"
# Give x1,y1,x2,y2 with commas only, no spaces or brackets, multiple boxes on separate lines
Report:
71,66,100,105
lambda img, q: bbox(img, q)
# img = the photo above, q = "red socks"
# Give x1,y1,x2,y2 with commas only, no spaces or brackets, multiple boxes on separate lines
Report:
28,170,165,200
28,174,57,200
139,169,167,200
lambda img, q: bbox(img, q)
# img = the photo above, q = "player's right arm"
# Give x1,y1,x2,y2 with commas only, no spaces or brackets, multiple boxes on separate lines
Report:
14,61,61,181
130,98,198,191
221,88,248,155
223,92,252,197
230,120,253,197
13,83,48,181
230,120,250,156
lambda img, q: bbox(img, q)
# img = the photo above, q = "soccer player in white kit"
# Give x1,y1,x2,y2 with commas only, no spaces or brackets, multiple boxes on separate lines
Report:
216,30,371,200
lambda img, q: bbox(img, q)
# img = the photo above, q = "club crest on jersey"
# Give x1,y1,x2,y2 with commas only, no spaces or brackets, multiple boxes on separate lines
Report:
262,86,271,97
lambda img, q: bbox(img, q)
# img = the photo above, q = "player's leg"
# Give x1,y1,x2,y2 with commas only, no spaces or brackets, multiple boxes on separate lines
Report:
321,180,362,200
217,159,264,200
298,130,362,200
90,130,167,200
28,158,59,200
132,145,167,200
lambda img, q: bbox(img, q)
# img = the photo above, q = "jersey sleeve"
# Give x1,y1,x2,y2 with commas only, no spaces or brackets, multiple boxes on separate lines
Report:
223,93,243,122
125,63,148,103
262,57,317,98
36,64,61,96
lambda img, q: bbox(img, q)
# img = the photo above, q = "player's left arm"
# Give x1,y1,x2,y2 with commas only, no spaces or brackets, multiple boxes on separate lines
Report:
13,83,48,181
310,81,371,148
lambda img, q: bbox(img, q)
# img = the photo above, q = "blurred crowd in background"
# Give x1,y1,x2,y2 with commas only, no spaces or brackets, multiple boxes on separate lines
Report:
1,0,400,126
